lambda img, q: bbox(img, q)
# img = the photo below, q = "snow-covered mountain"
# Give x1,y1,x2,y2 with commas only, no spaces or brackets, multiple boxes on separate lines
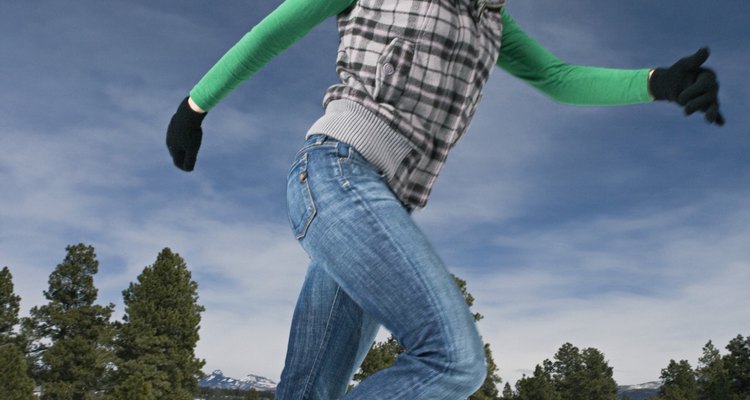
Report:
617,381,661,400
619,381,661,391
199,370,277,392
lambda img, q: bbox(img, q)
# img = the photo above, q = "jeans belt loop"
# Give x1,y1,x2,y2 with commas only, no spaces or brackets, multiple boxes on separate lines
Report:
314,135,327,145
337,141,349,158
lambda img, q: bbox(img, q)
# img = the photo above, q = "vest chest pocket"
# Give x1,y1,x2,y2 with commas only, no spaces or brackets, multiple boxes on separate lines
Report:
373,38,416,105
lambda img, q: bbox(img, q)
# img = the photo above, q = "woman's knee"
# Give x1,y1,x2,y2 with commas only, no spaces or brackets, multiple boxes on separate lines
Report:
450,340,488,394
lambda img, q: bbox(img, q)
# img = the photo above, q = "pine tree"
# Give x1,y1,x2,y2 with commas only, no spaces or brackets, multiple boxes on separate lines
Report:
696,340,731,400
27,244,114,400
548,343,617,400
578,347,618,400
658,359,698,400
0,267,35,400
111,248,205,400
501,382,516,399
551,343,584,399
353,336,403,382
0,266,22,345
0,343,36,400
472,342,503,400
724,334,750,399
515,363,561,400
107,373,153,400
352,275,503,398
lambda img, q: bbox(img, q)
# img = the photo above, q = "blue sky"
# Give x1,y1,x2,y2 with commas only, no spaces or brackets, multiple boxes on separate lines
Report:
1,0,748,387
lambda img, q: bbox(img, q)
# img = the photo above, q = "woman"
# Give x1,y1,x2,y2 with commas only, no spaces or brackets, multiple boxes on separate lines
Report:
166,0,724,398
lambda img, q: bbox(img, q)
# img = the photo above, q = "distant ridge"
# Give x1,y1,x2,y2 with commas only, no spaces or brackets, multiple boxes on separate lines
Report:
200,370,659,398
617,381,661,400
199,370,277,392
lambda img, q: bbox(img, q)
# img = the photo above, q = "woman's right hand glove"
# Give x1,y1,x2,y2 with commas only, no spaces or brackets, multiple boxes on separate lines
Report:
166,96,207,171
649,47,725,126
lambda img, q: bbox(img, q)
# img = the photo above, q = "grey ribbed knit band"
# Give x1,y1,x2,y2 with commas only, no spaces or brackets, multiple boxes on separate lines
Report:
306,99,416,182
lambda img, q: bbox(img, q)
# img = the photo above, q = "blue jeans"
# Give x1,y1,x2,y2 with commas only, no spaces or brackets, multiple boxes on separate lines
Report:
277,135,486,399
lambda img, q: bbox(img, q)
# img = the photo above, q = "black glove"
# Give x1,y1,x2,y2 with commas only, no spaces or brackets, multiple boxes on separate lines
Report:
166,96,207,171
649,48,724,126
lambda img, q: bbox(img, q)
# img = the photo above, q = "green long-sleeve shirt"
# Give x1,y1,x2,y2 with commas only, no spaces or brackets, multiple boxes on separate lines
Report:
189,0,652,112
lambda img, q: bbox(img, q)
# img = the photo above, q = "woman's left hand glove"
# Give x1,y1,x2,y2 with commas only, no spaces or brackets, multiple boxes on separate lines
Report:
649,47,725,126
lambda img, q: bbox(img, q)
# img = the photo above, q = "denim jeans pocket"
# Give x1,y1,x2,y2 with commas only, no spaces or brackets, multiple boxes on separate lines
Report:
286,152,316,240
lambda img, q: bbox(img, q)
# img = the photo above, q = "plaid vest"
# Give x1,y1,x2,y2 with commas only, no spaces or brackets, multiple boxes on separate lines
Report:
309,0,504,208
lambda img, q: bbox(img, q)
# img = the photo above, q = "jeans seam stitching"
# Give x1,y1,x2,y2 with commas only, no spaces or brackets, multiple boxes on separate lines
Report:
300,286,343,399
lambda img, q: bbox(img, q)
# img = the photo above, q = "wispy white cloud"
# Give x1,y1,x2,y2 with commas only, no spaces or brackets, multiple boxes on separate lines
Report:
475,259,750,385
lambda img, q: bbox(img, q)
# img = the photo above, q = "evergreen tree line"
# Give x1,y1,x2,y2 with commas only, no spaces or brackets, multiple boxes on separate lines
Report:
1,244,205,400
4,245,748,400
500,342,619,400
647,335,750,400
358,333,749,400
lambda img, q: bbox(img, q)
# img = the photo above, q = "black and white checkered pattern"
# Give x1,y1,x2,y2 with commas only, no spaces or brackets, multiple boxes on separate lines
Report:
322,0,504,208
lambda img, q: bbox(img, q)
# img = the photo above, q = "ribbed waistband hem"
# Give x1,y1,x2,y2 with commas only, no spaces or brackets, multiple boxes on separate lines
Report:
306,99,415,181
